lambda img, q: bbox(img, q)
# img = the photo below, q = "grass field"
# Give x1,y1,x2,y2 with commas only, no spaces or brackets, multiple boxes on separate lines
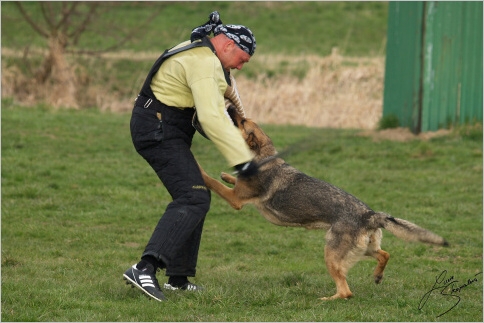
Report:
1,102,482,321
1,1,388,56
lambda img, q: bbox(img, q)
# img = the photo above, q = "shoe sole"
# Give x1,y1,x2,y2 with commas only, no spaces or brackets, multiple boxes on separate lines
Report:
163,283,180,291
163,283,204,292
123,274,166,302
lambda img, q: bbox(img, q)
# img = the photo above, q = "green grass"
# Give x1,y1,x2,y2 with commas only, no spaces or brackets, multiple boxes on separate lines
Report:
1,1,388,56
1,102,482,321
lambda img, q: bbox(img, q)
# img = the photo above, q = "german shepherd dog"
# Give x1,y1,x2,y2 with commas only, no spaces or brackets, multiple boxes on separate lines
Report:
199,106,449,300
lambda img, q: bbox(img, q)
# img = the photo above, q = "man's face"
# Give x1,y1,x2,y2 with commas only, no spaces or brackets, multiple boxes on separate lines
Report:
218,40,251,71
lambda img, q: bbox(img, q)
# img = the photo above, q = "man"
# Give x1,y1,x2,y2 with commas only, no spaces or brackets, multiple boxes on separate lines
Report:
123,11,258,302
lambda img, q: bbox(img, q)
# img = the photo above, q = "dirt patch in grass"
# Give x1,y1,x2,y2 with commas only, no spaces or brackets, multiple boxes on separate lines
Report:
357,127,453,142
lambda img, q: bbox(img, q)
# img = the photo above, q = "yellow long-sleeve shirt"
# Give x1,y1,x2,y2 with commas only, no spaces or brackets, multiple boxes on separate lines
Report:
151,40,253,167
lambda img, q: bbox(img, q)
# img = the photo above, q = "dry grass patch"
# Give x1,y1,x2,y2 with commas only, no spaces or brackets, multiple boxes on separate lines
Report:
237,50,385,130
2,48,385,129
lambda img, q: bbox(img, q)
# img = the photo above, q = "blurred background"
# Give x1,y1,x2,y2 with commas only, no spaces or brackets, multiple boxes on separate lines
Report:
1,1,389,129
2,1,482,132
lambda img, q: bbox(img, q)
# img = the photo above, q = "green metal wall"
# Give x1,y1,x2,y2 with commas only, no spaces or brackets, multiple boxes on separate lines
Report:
383,1,483,133
383,1,423,133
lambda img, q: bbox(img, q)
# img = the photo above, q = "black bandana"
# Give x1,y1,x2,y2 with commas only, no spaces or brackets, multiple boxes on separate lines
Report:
190,11,222,42
214,24,256,56
190,11,257,56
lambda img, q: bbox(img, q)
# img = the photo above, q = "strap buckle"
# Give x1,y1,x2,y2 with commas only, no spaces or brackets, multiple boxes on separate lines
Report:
144,98,153,109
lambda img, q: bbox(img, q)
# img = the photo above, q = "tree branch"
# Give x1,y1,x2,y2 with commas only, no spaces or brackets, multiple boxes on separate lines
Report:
101,6,163,51
67,3,164,55
68,2,100,46
15,2,50,38
56,2,79,32
39,2,53,30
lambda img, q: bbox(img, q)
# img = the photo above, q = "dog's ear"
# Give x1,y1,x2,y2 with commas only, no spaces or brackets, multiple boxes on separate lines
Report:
247,132,259,151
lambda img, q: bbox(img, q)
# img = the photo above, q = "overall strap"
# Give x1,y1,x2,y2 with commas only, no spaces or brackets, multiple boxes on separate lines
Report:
139,37,217,100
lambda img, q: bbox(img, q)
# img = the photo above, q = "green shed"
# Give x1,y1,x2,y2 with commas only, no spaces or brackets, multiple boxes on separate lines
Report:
382,1,483,133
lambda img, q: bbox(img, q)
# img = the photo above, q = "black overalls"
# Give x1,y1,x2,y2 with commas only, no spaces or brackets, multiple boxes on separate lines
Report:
130,37,223,277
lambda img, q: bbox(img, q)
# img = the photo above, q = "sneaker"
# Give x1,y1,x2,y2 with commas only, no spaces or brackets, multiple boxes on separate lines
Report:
164,282,204,291
123,264,166,302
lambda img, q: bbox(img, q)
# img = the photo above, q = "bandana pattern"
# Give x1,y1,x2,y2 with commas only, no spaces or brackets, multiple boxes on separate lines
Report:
214,24,256,56
190,11,256,56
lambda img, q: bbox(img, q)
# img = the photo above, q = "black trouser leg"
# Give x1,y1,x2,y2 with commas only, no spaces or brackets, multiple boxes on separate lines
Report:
130,106,210,277
163,211,206,277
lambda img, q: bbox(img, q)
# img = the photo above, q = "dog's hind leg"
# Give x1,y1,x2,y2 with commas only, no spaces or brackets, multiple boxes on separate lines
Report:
371,249,390,284
364,229,390,284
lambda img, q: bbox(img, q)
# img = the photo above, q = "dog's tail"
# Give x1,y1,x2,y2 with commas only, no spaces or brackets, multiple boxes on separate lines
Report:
374,212,449,246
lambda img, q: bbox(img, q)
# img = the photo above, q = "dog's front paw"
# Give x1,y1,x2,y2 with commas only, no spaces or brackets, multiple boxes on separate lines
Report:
221,172,236,185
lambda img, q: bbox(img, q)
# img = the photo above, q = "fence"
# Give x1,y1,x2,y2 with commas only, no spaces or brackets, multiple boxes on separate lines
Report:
383,1,483,133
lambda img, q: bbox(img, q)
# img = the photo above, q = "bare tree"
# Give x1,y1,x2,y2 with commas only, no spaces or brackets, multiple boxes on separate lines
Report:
13,1,162,108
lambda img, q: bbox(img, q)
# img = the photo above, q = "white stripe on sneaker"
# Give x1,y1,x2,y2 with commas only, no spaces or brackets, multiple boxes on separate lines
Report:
185,284,196,291
123,264,166,302
140,275,155,288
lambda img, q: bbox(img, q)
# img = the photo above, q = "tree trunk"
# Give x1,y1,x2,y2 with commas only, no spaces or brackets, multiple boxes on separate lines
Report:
37,34,79,108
